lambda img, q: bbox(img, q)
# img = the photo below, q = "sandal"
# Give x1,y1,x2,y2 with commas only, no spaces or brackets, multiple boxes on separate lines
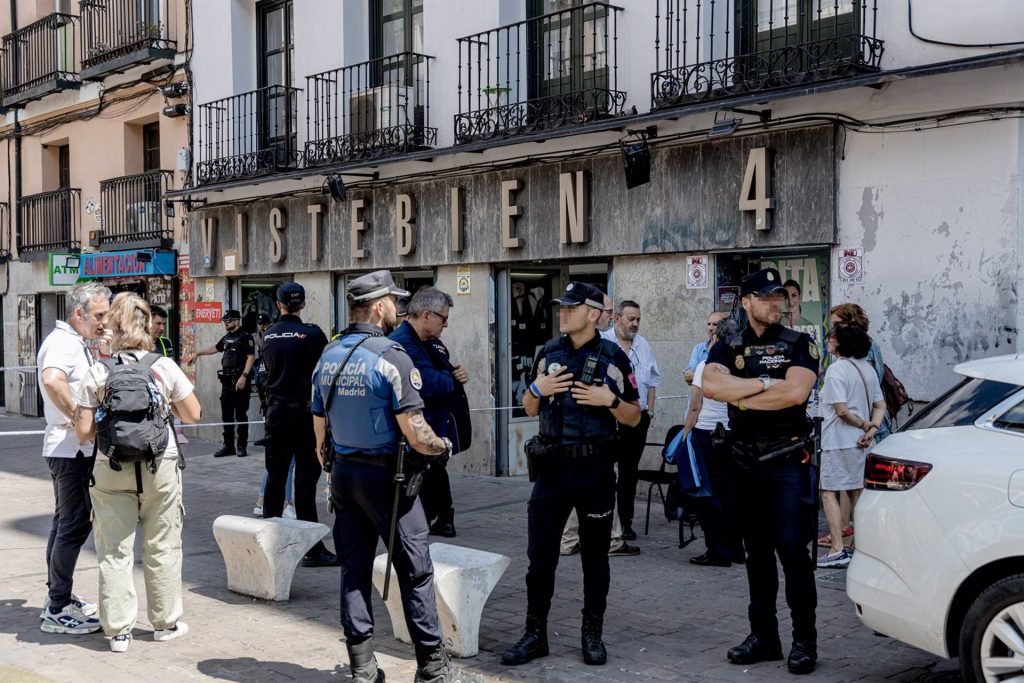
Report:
817,527,854,547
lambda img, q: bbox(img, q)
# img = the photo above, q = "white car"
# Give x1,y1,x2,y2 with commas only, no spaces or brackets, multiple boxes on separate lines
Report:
847,353,1024,683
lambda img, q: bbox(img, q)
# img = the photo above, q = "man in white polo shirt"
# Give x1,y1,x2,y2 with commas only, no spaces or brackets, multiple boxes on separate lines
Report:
37,281,111,635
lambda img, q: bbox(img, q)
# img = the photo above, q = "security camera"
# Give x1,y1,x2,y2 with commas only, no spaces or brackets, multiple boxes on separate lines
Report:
159,81,189,98
163,104,188,118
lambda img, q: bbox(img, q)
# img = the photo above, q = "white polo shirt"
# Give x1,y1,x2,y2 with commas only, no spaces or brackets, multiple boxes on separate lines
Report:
37,320,95,458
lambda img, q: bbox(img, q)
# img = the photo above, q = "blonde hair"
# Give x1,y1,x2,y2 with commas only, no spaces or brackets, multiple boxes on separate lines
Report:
108,292,156,353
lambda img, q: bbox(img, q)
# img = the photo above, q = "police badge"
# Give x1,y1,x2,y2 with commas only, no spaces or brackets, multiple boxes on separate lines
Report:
735,356,746,370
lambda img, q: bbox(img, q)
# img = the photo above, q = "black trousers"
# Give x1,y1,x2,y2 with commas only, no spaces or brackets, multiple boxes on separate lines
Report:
526,457,616,620
219,379,251,448
615,410,651,529
263,399,325,554
419,461,453,524
331,457,441,648
733,451,818,644
46,453,96,610
690,428,744,562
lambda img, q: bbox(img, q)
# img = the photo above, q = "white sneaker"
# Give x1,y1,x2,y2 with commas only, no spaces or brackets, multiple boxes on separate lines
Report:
109,633,132,652
40,603,101,635
154,621,189,642
40,594,97,619
283,505,296,519
253,505,263,516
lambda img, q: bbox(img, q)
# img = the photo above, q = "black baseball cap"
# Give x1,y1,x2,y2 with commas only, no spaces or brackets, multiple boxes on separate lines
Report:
257,313,271,325
277,282,305,306
741,268,787,297
347,270,410,303
551,281,605,309
221,309,241,321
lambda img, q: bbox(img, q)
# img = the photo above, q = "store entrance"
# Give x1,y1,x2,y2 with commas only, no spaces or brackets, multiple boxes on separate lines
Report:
496,263,608,476
238,279,290,334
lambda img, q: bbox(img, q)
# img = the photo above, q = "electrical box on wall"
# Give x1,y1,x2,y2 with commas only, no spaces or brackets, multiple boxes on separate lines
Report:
176,147,191,171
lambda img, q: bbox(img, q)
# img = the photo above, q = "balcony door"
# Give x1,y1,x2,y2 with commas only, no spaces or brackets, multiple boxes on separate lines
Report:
528,0,610,101
257,0,296,167
743,1,858,62
366,0,425,140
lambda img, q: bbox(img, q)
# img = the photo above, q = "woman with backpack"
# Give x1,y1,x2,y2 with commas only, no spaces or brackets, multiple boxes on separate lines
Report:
75,293,201,652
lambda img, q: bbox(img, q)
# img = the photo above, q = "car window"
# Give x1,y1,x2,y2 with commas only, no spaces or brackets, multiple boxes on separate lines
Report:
903,378,1022,431
994,400,1024,434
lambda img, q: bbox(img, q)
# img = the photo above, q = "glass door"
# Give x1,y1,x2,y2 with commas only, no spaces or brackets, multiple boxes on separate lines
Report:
257,0,296,168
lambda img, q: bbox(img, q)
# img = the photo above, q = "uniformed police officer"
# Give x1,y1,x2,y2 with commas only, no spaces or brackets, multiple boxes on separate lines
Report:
189,309,256,458
312,270,482,683
502,281,641,668
701,268,820,675
261,282,336,566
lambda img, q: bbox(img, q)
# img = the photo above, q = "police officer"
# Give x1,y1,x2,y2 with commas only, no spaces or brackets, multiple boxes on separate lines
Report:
252,313,272,448
312,270,481,683
701,267,820,675
502,281,640,668
189,309,255,458
261,282,335,566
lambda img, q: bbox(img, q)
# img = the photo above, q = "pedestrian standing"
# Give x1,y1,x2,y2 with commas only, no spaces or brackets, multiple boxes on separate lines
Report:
187,309,255,458
261,282,335,566
702,267,821,675
36,281,111,635
75,293,201,652
502,281,640,667
149,305,174,358
602,300,660,541
312,270,481,683
684,311,728,385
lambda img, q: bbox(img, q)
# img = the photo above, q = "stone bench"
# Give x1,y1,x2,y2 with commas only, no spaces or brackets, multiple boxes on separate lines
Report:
212,515,329,602
372,542,511,658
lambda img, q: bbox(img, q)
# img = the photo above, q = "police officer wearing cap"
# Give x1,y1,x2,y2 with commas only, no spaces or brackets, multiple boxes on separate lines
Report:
701,267,821,675
502,281,640,668
261,282,336,566
189,308,255,458
252,312,273,448
312,270,481,683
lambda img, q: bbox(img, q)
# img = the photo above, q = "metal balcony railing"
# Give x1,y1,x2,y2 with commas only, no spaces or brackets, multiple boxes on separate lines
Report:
1,13,81,107
651,0,883,109
195,85,301,186
305,52,435,165
455,3,626,144
19,188,81,258
99,170,173,249
79,0,177,80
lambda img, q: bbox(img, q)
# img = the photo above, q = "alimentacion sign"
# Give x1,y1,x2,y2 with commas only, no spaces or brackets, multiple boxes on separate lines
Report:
49,250,177,286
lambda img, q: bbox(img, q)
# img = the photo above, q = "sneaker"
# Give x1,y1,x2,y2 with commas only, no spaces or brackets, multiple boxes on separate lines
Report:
40,604,102,634
154,621,189,642
40,594,96,619
817,548,852,568
560,543,580,556
283,505,296,519
253,505,264,516
608,542,641,556
109,633,132,652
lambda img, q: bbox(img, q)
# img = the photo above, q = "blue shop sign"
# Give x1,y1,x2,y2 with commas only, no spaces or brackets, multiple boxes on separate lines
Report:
80,249,177,279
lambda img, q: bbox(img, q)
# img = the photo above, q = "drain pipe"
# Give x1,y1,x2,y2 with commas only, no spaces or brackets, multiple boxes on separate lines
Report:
10,0,20,255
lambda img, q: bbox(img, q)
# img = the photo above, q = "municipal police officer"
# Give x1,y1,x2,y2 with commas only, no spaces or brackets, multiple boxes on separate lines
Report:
261,282,335,566
701,267,820,676
312,270,482,683
502,281,640,668
189,309,255,458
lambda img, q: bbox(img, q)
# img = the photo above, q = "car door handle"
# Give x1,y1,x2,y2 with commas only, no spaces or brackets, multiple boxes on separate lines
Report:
1009,470,1024,508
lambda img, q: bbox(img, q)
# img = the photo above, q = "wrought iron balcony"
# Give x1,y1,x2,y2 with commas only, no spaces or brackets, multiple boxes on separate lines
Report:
99,170,173,250
79,0,177,80
651,0,883,109
455,3,626,144
195,85,301,186
19,188,82,259
1,13,81,107
306,52,435,166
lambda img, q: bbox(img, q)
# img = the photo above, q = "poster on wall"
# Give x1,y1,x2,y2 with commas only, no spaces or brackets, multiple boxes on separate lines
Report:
838,247,864,283
178,255,196,383
686,255,710,289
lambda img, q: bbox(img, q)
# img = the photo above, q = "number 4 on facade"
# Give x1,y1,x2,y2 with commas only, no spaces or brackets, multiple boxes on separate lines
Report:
739,147,776,231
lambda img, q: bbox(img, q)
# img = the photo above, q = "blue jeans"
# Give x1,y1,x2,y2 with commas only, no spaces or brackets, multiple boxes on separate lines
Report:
259,457,294,504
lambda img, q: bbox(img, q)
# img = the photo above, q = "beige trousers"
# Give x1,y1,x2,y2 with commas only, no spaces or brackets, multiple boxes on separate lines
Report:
89,456,184,636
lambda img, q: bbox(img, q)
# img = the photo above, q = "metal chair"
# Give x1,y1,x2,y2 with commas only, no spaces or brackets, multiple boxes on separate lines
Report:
636,424,685,535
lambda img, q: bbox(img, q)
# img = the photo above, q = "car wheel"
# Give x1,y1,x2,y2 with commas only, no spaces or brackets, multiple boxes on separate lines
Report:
959,573,1024,683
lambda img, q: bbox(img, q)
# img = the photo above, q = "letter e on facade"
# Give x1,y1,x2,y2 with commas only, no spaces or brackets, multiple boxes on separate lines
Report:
351,198,368,259
269,207,287,263
559,171,589,244
396,193,416,256
501,179,523,249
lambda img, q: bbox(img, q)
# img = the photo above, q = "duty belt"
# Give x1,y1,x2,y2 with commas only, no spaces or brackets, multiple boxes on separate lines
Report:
337,450,396,468
559,443,608,459
732,435,812,465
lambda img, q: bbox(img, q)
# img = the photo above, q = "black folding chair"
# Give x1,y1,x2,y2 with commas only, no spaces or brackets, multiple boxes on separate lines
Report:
636,424,685,535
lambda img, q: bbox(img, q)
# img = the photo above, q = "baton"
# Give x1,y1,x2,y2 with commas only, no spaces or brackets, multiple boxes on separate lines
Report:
383,438,407,601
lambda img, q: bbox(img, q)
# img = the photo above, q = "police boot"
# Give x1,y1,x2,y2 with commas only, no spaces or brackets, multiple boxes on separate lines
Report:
500,615,548,665
213,444,236,458
429,509,456,538
413,644,484,683
581,611,607,665
346,637,384,683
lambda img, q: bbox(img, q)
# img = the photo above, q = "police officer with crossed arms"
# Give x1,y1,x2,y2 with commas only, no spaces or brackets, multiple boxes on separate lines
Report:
312,270,482,683
701,267,821,675
502,281,640,668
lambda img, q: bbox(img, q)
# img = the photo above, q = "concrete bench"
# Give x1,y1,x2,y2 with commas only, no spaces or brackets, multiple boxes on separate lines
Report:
372,542,511,657
212,515,329,602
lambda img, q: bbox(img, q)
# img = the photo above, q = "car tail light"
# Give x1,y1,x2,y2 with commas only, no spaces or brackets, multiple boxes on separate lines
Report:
864,453,933,491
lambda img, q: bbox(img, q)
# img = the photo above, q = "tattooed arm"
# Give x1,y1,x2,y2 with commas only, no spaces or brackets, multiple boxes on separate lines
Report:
396,410,451,456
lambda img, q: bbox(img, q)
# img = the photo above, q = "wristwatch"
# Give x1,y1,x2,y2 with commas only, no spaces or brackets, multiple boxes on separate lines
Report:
609,396,621,410
759,377,772,392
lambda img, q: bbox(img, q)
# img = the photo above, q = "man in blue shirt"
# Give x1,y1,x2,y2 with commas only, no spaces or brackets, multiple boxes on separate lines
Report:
684,311,728,385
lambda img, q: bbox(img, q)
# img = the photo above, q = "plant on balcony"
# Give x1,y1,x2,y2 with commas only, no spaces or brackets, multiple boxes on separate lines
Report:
135,21,164,41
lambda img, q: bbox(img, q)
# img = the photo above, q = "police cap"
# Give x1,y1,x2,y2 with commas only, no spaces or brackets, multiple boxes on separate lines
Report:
221,309,241,321
551,281,604,309
347,270,410,303
277,281,305,306
257,313,271,325
741,268,787,297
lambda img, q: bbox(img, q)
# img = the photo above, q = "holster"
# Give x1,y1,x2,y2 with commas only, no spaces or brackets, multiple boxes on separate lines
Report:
730,436,812,471
401,453,433,497
524,434,558,482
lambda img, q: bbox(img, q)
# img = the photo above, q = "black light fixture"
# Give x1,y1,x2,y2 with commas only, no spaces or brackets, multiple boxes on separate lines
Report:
324,172,380,203
162,103,188,118
136,251,153,263
708,111,742,139
159,81,189,98
620,125,657,190
164,200,175,218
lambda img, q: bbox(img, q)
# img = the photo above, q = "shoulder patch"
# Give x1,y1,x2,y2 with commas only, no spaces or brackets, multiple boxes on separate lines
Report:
410,368,423,391
808,342,820,360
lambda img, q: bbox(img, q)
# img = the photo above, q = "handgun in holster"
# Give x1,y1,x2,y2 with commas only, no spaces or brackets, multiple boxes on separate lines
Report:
523,434,558,482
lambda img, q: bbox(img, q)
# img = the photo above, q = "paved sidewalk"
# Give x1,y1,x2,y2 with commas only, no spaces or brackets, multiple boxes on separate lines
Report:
0,413,962,682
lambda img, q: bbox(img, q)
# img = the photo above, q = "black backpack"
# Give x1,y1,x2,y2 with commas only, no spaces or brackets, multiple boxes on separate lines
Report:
96,353,172,472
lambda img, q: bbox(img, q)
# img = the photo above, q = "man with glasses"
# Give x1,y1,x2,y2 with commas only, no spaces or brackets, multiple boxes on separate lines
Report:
389,286,470,537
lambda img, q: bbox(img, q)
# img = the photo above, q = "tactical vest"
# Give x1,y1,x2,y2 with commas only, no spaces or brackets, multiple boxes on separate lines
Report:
221,332,250,372
537,336,621,446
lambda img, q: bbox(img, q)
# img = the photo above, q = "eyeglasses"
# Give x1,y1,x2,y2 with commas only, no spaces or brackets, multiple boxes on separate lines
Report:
429,310,449,324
